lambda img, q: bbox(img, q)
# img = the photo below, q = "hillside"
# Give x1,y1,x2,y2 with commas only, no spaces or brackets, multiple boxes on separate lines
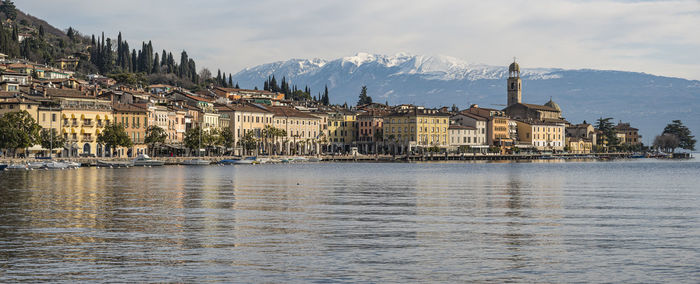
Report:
232,53,700,141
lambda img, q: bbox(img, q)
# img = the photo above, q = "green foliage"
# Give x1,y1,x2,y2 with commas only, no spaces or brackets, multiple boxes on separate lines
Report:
663,120,695,151
241,130,258,154
39,128,65,151
184,126,203,151
97,122,133,150
144,125,167,146
110,72,148,86
595,117,619,148
219,128,234,148
0,111,41,154
1,0,17,20
357,85,372,106
458,145,471,153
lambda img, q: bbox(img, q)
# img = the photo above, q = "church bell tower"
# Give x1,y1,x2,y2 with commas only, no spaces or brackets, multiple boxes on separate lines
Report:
507,59,522,107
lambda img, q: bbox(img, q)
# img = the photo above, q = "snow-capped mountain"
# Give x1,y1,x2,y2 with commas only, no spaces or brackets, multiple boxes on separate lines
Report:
232,53,700,141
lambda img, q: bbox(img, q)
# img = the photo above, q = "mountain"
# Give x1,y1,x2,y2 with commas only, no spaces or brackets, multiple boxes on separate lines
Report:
232,52,700,143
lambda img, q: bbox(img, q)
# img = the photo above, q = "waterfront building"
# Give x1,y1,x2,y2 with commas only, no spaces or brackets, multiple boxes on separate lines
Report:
216,103,274,155
450,112,488,148
566,122,597,146
464,105,512,150
614,122,642,146
383,107,451,154
566,137,593,154
48,89,113,157
448,124,483,152
327,108,358,153
112,103,148,157
0,70,29,85
357,109,387,154
514,119,566,152
268,106,322,155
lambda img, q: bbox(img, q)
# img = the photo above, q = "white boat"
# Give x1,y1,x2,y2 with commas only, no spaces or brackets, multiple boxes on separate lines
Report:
133,154,165,166
45,161,69,169
96,160,133,167
27,162,46,169
7,164,28,170
181,159,211,165
64,161,81,168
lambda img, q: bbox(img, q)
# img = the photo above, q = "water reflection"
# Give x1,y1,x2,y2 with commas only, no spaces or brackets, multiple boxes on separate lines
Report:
0,160,698,282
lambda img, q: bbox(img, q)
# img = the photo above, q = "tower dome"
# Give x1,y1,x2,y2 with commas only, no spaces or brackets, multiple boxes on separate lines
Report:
509,62,520,73
544,97,561,112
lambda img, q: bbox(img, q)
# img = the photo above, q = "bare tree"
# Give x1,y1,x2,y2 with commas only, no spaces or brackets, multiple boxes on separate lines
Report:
198,68,212,85
653,133,680,153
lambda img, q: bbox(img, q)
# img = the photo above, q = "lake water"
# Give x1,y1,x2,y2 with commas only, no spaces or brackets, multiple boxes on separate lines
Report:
1,159,698,282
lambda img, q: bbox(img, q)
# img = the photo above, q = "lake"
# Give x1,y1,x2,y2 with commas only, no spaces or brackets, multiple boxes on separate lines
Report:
1,159,698,282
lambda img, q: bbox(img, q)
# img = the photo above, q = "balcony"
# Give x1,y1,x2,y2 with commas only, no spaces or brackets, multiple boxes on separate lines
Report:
83,121,94,127
82,136,95,142
71,122,79,127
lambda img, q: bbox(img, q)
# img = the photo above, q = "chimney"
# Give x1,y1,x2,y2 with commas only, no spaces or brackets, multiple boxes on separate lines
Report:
42,88,47,98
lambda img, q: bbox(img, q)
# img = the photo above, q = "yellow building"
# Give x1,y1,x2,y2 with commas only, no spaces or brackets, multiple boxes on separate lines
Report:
45,89,113,157
566,137,593,154
216,103,274,155
514,119,566,152
383,108,450,154
112,103,149,157
327,109,357,153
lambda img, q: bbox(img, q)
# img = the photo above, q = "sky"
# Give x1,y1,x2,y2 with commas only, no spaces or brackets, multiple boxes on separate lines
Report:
16,0,700,80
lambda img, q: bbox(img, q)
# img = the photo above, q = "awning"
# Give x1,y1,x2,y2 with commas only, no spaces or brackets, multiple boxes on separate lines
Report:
95,129,101,135
71,113,76,119
80,128,86,134
62,113,68,119
80,114,85,120
62,128,67,134
70,128,76,134
95,114,101,120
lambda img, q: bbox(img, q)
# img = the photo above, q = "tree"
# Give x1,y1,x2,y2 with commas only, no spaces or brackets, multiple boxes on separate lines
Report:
144,125,167,156
219,128,234,150
241,130,257,155
0,111,41,157
322,85,330,105
595,117,618,150
97,123,133,157
184,126,204,155
653,134,680,153
357,85,372,106
0,0,17,21
39,128,65,156
663,120,695,151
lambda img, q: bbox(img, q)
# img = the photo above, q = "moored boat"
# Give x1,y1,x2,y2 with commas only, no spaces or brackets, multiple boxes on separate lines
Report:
27,162,46,169
96,160,133,167
44,161,69,169
0,164,7,171
133,154,165,166
7,164,28,170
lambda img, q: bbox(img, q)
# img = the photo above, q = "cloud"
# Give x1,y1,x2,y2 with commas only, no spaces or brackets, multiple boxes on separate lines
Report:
16,0,700,80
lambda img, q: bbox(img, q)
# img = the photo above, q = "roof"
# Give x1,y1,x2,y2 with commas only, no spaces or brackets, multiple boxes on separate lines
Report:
215,103,271,114
449,124,476,130
266,106,320,119
614,122,638,131
521,103,559,112
455,111,488,121
112,103,147,113
44,88,92,98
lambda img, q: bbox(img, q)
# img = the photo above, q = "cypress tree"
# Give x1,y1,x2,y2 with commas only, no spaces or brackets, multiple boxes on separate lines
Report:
228,74,233,87
152,53,160,73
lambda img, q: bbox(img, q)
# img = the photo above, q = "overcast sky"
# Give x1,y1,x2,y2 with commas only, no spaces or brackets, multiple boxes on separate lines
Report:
16,0,700,80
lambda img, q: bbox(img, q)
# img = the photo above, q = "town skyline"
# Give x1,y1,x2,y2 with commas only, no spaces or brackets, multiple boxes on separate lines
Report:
15,0,700,81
